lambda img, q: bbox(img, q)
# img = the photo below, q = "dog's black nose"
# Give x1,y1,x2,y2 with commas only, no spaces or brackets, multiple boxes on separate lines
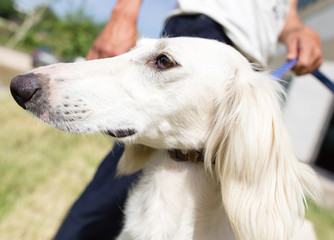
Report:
10,73,41,109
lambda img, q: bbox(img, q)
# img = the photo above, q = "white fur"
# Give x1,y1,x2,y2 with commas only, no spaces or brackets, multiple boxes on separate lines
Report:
26,38,319,240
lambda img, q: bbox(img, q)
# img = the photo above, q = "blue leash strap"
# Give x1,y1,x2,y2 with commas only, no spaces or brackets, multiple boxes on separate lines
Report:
312,70,334,94
271,59,298,79
271,58,334,94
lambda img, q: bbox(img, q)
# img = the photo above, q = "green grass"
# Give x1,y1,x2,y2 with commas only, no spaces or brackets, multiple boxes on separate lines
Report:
0,90,334,239
306,200,334,240
0,91,112,239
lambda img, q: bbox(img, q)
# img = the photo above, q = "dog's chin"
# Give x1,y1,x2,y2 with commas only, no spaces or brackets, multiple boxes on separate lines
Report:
104,129,137,138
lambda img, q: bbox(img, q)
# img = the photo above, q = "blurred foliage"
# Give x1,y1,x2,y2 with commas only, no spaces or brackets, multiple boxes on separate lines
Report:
18,7,104,61
0,2,104,61
0,0,18,19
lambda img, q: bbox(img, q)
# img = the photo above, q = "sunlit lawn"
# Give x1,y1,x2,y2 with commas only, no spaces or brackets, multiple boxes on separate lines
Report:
0,90,333,240
0,91,112,239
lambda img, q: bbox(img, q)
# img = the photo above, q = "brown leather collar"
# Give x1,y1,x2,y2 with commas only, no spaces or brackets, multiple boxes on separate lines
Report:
168,149,204,163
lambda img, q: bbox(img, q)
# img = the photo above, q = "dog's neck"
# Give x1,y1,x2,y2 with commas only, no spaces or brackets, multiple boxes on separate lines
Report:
119,150,234,239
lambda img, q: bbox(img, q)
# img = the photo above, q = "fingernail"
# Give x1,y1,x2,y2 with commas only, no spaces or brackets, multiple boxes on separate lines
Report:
287,53,295,59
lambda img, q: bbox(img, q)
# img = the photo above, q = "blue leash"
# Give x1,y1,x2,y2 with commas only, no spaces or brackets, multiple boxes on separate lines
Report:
271,58,334,94
311,70,334,94
271,59,298,79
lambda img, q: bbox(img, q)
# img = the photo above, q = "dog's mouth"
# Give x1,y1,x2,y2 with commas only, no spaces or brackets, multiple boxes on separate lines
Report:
104,128,137,138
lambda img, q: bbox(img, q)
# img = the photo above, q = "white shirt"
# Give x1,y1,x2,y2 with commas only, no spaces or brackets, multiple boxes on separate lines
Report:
169,0,291,66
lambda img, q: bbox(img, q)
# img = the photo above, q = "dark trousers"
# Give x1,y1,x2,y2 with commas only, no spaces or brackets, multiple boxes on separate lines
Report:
54,14,233,240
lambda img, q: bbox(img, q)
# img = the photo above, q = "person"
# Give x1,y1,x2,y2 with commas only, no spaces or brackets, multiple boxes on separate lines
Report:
54,0,323,239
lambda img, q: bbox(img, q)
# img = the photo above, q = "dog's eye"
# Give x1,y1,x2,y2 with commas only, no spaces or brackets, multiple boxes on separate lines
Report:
155,54,176,69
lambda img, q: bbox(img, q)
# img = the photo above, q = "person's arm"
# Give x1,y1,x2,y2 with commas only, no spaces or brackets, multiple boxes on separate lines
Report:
86,0,143,60
279,0,323,75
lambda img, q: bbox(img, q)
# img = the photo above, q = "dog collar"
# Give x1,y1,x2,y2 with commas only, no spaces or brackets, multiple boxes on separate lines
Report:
168,149,204,163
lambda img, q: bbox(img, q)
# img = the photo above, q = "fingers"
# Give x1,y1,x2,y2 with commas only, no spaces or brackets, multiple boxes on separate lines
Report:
286,37,298,61
284,26,323,75
293,43,323,75
86,25,138,60
86,48,98,60
86,41,114,60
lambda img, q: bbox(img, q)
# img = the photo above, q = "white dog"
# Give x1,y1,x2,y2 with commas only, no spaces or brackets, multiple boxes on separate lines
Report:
11,38,319,240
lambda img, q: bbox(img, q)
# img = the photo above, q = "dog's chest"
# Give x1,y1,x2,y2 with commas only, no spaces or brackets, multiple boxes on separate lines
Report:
118,150,234,240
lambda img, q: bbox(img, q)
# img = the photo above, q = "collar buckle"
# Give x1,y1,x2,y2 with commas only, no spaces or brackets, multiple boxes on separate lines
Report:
168,149,204,163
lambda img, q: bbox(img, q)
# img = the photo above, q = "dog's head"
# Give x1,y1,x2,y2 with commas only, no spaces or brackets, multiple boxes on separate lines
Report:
10,38,248,149
11,37,319,239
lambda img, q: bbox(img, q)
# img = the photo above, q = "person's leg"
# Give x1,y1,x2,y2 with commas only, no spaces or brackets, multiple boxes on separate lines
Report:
54,14,233,240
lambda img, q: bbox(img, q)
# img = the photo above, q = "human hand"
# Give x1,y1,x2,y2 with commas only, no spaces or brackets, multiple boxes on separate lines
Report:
281,26,323,75
86,0,142,60
86,16,138,60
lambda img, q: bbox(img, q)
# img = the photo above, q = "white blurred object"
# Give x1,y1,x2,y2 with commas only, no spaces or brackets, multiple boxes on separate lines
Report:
74,56,86,62
283,61,334,164
32,47,58,67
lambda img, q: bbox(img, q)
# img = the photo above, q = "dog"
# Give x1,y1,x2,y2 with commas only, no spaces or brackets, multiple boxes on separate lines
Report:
10,37,319,240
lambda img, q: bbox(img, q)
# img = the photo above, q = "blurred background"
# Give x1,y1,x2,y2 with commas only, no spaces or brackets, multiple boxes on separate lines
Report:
0,0,333,239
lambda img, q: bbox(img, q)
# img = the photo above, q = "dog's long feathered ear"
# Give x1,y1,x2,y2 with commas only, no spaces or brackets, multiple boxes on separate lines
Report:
205,70,319,240
117,144,156,176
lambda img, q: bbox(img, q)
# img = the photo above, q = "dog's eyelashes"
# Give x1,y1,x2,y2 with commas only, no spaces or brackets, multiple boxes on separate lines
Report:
155,54,176,70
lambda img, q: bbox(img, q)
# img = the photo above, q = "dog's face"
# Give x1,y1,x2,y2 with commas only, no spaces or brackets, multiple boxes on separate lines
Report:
11,38,248,149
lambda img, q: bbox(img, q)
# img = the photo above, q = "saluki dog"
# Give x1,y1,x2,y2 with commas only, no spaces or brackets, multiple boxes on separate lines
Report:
11,37,319,240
